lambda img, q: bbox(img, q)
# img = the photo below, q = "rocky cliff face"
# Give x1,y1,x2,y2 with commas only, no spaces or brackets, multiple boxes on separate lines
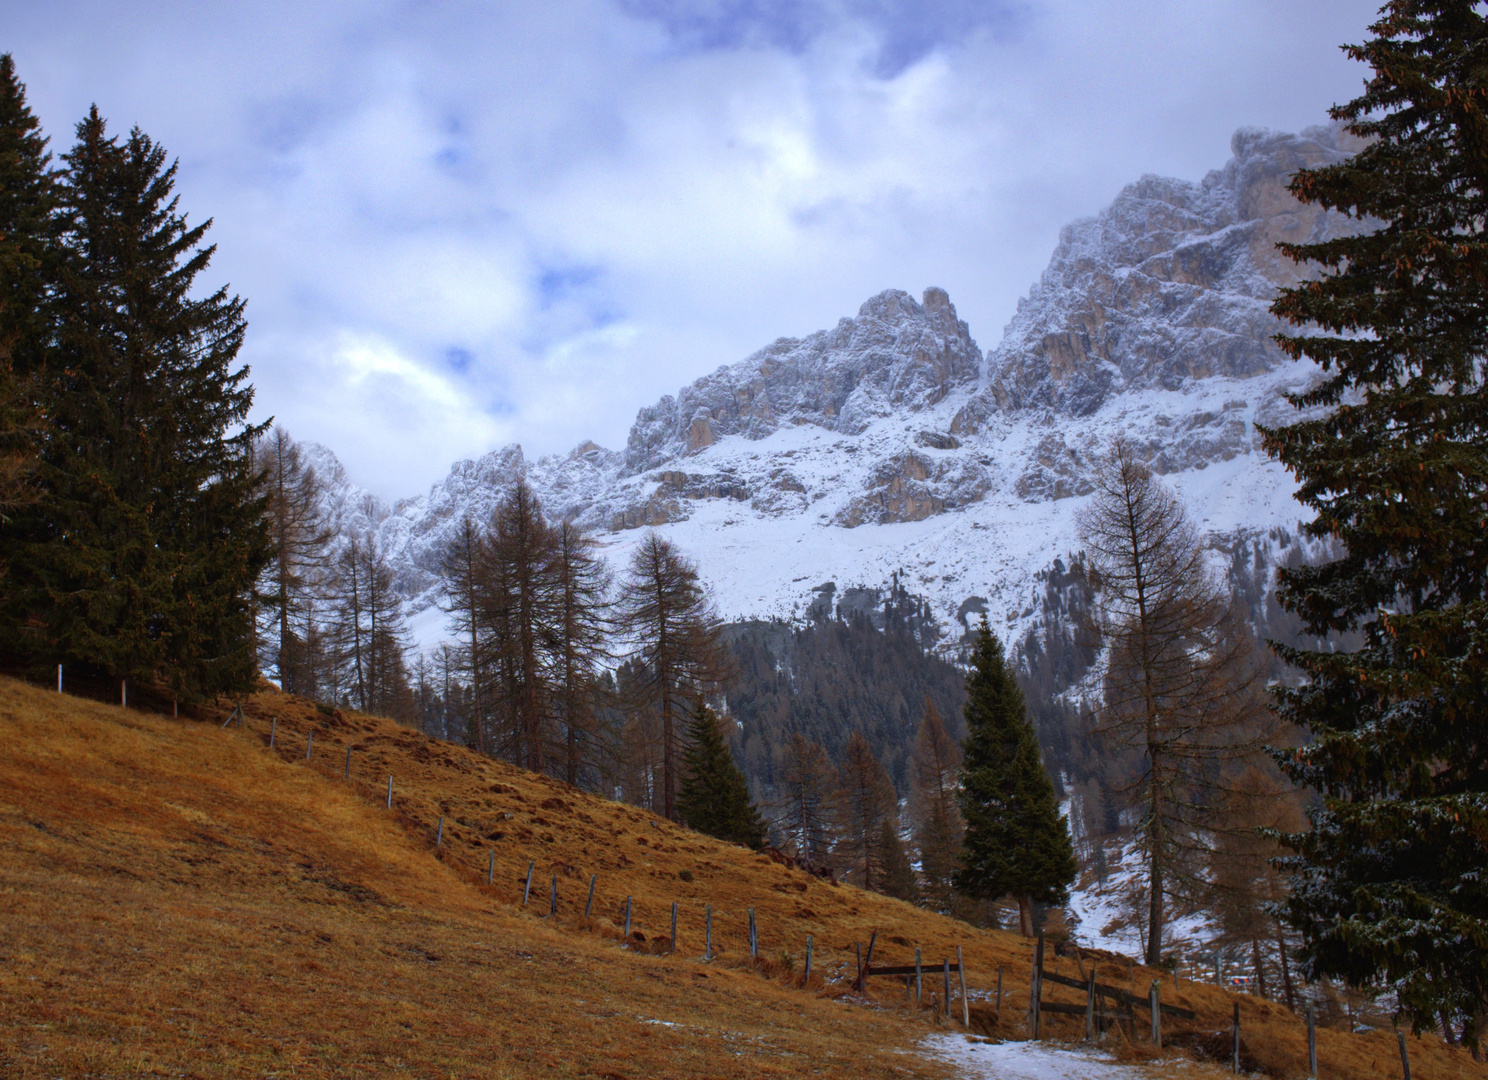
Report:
310,122,1360,651
624,287,981,472
955,124,1366,429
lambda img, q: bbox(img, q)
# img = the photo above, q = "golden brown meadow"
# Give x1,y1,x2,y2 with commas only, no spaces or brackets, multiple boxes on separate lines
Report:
0,676,1479,1079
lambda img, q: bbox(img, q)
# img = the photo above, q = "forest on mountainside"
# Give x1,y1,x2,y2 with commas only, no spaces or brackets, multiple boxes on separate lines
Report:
724,606,966,801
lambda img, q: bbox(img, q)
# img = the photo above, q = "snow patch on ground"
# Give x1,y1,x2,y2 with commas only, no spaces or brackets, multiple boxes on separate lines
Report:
1065,834,1217,960
920,1034,1155,1080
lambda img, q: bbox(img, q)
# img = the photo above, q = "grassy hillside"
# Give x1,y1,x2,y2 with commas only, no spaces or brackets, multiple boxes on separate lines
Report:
0,677,1477,1079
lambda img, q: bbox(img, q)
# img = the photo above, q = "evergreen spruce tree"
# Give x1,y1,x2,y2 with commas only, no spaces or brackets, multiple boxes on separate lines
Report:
676,700,766,848
5,107,268,699
955,618,1076,937
1261,1,1488,1051
0,55,56,550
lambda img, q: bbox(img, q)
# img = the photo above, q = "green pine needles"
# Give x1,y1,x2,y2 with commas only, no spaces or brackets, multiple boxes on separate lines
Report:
675,700,767,850
0,60,270,703
1261,1,1488,1051
954,618,1075,937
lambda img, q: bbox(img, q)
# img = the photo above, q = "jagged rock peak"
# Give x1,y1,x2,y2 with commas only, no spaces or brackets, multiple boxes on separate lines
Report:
953,123,1369,431
623,287,981,475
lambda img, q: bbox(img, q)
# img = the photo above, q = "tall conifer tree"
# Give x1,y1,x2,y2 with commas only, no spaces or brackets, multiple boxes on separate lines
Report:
615,533,731,820
252,426,332,695
955,619,1076,937
676,700,766,848
0,55,56,561
1261,1,1488,1050
7,108,268,698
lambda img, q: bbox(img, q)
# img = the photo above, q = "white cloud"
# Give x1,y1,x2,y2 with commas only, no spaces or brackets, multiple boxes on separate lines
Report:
2,0,1378,497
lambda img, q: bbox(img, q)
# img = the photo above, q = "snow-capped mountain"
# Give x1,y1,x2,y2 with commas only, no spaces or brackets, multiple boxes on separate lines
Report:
318,122,1365,655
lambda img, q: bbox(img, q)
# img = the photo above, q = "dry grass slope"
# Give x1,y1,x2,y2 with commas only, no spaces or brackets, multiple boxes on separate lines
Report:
0,677,1478,1079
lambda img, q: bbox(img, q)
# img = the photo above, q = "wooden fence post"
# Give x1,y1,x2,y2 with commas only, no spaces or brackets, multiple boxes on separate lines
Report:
804,935,813,985
121,679,127,707
704,906,712,960
550,875,558,917
487,850,494,885
1030,930,1045,1039
585,874,596,918
386,774,392,808
1397,1031,1411,1080
670,902,678,954
1231,1001,1240,1072
306,731,313,760
57,664,62,693
943,958,951,1021
996,965,1003,1012
345,745,352,779
522,860,534,905
269,717,277,748
748,908,757,964
1151,982,1162,1047
1307,1001,1317,1077
958,946,969,1028
1085,965,1097,1041
436,816,443,847
624,895,632,938
861,931,877,992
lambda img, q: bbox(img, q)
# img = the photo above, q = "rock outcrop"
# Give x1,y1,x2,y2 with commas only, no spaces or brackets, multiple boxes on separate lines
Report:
623,287,981,473
953,124,1368,432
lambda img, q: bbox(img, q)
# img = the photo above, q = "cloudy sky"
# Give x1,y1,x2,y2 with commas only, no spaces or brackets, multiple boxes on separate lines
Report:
5,1,1375,498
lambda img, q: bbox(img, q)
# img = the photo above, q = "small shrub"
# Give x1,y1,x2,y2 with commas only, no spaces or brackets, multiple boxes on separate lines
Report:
678,869,694,882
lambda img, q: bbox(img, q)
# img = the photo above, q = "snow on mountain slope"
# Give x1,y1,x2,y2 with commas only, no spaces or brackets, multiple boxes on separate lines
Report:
313,122,1362,655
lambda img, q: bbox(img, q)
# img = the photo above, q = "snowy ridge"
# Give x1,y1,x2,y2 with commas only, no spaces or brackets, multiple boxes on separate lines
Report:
307,122,1363,656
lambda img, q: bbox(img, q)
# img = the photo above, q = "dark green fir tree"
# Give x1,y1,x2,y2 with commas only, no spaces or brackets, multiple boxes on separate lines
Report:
676,700,767,849
878,818,920,904
954,618,1076,937
0,54,57,532
3,107,269,701
1261,1,1488,1053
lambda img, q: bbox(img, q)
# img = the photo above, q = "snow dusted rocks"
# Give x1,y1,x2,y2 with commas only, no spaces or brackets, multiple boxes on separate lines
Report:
624,286,982,473
955,123,1366,427
308,123,1362,653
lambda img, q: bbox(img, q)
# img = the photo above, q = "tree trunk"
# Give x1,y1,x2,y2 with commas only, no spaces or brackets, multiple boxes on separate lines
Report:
1275,923,1295,1012
1146,770,1163,967
1018,895,1034,938
1251,937,1267,999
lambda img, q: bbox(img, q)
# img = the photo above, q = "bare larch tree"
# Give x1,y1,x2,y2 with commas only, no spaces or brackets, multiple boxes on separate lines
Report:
252,427,332,696
910,694,963,912
1077,436,1270,966
774,732,837,868
615,532,730,820
834,730,898,892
